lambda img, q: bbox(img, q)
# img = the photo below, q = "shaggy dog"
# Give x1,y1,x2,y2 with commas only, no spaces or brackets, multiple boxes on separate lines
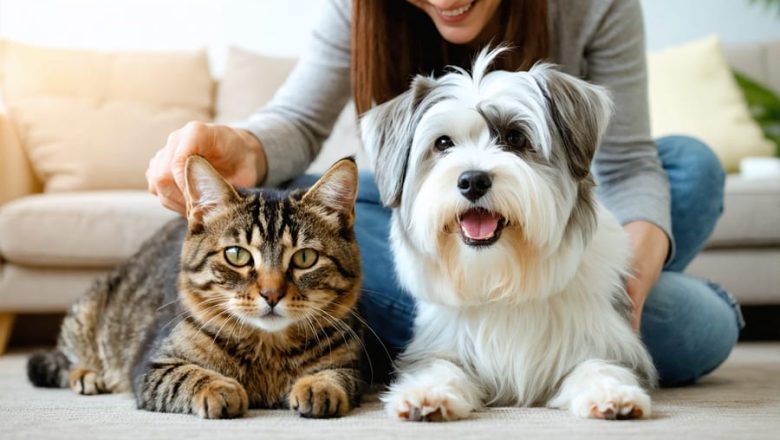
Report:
359,48,656,421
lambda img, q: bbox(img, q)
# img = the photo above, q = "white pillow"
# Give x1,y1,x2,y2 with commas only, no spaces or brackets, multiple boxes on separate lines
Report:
647,35,774,172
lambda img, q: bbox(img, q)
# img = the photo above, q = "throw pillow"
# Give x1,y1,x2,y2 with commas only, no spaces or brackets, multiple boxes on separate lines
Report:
215,46,367,172
1,41,213,192
647,35,774,172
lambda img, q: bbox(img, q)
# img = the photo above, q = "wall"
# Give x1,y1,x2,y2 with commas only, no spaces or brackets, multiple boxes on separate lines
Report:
0,0,779,72
0,0,324,75
640,0,780,50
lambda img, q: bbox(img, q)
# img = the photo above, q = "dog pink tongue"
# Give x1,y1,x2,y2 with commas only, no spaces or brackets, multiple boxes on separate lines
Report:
460,210,500,240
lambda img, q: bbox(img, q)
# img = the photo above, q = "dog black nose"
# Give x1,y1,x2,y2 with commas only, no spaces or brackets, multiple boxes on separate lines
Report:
458,170,492,202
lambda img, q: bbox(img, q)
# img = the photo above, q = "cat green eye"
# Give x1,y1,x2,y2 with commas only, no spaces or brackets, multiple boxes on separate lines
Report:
291,248,319,269
224,246,252,267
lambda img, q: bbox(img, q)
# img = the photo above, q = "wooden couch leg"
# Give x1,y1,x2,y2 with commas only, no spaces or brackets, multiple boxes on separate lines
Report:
0,313,15,355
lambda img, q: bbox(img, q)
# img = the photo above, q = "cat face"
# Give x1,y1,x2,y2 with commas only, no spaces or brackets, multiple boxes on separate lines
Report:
179,156,361,334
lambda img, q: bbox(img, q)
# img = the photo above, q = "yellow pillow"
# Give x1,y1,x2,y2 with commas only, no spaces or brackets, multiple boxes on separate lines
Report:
2,41,213,192
647,35,774,172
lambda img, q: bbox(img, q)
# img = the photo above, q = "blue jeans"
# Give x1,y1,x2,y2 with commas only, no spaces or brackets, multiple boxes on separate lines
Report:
292,136,743,386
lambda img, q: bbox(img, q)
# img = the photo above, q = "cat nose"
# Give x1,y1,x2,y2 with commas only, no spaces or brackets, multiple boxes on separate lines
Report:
458,170,492,202
259,287,285,308
257,271,286,308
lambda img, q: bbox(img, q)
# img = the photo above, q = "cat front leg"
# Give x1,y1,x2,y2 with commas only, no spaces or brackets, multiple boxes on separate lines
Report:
383,358,482,422
289,367,363,418
135,358,249,419
548,359,651,420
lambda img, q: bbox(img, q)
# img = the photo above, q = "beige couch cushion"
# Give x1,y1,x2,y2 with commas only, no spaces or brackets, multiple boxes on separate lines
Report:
687,249,780,305
215,46,297,123
215,47,367,173
0,266,108,313
0,191,177,268
0,106,40,205
1,42,213,192
706,176,780,248
648,36,774,172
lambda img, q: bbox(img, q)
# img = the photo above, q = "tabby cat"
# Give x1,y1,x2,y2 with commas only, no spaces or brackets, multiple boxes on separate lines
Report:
27,156,365,419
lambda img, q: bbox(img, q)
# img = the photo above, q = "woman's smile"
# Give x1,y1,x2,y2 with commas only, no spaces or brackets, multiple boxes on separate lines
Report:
409,0,501,44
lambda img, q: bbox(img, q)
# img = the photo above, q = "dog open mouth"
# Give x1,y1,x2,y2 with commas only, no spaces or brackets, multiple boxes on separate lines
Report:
458,208,505,247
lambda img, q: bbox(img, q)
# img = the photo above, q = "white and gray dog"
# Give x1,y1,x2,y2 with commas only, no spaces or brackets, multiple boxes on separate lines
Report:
359,47,656,421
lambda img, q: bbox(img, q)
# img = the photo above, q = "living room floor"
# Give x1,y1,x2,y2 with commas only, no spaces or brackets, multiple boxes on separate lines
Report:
1,343,778,440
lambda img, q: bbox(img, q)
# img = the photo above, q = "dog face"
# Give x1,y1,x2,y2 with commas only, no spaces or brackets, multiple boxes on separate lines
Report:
360,48,613,304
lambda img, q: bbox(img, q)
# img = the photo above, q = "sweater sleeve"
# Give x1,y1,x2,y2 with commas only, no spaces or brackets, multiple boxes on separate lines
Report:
586,0,674,259
231,0,352,186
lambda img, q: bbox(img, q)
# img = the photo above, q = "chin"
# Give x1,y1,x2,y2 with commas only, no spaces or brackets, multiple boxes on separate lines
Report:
360,46,657,421
435,27,481,45
239,313,294,333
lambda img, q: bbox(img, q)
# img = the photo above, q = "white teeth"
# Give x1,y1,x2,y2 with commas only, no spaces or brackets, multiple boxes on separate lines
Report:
439,2,473,17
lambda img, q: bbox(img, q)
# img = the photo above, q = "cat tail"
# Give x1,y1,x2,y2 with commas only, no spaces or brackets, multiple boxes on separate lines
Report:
27,349,70,388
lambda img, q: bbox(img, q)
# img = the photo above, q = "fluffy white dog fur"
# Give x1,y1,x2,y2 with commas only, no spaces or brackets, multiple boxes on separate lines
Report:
359,47,657,421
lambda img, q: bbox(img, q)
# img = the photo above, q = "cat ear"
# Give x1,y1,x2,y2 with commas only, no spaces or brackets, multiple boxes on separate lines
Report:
184,155,240,225
302,157,359,225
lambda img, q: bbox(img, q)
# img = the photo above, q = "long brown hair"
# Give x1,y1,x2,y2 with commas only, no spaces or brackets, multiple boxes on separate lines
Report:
351,0,549,115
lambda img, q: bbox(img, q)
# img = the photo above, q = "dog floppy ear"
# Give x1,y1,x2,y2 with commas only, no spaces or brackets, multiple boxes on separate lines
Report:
359,76,436,208
531,65,613,180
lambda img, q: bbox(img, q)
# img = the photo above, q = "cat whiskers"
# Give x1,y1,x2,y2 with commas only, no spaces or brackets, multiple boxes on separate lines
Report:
155,298,179,312
328,302,396,373
224,316,246,350
301,314,322,351
308,307,374,381
180,300,233,347
209,308,241,349
158,297,226,333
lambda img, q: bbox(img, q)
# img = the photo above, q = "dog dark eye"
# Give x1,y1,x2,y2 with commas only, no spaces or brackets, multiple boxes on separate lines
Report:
506,129,531,151
435,135,455,151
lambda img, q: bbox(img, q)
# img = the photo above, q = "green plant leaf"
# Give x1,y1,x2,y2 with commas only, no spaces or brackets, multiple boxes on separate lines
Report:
733,70,780,156
749,0,780,16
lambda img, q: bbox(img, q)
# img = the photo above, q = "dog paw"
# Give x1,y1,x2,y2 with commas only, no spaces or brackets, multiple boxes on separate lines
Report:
289,375,350,418
384,384,473,422
571,383,651,420
68,368,105,395
191,378,248,419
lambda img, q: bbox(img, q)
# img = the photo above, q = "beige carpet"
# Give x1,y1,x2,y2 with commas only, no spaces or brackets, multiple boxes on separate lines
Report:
1,343,779,440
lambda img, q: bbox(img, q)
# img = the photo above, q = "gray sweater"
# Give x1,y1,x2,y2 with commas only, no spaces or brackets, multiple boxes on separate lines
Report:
234,0,672,249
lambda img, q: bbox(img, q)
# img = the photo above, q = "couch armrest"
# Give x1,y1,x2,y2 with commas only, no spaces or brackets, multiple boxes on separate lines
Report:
0,106,40,206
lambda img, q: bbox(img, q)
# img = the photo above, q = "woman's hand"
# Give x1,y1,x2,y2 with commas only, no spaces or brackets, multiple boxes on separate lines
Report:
146,122,266,214
623,221,670,331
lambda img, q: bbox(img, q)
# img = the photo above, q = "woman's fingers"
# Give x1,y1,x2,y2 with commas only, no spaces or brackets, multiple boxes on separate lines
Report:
147,121,264,215
158,182,187,215
171,121,212,191
147,129,188,215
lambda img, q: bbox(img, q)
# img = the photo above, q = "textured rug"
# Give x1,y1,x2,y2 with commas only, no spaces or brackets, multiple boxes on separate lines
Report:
1,343,778,440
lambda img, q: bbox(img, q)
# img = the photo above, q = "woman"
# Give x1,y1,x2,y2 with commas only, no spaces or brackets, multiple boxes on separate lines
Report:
146,0,743,386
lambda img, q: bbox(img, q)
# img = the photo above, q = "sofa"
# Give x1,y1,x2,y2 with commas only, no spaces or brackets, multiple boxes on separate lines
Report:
0,38,778,354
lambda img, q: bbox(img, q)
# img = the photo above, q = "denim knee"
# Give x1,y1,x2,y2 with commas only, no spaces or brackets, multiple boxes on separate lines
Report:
640,272,740,386
657,136,726,271
658,135,725,184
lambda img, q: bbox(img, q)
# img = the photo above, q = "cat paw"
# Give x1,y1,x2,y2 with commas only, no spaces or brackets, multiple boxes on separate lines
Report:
68,368,105,395
192,378,248,419
570,383,651,420
384,384,474,422
289,376,349,418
